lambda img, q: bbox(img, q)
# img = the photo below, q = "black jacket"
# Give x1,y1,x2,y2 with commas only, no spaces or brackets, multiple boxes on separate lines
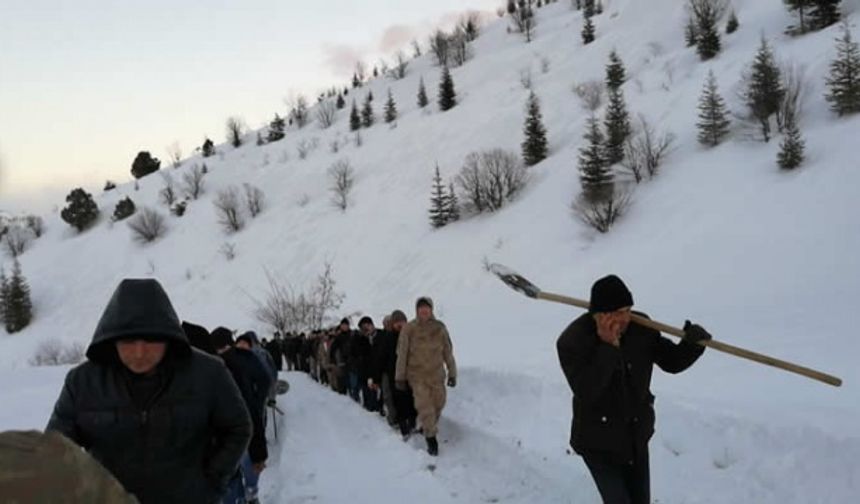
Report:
556,312,704,464
220,347,271,464
370,330,398,384
46,279,252,504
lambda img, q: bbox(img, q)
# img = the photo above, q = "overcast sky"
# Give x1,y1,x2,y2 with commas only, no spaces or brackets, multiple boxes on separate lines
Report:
0,0,500,212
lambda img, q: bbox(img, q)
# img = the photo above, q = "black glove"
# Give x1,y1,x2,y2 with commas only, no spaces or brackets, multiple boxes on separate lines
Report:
395,380,408,391
447,376,457,388
267,399,277,407
683,320,712,344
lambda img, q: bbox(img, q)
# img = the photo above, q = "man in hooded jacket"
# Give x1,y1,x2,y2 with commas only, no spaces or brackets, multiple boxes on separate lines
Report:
46,279,252,504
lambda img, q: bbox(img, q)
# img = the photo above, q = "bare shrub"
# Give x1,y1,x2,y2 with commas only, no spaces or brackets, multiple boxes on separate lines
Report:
456,149,528,213
330,139,340,153
297,140,311,160
316,100,337,129
520,67,534,90
298,193,310,207
166,141,182,168
26,215,44,238
182,164,206,199
778,63,806,133
128,207,167,243
540,56,551,74
252,263,345,334
29,339,86,366
411,39,422,57
244,183,265,218
286,94,309,128
3,227,32,257
429,29,450,66
159,174,178,206
214,186,245,232
393,50,409,80
575,80,605,112
572,188,633,233
449,29,473,67
622,116,676,182
226,116,245,148
220,242,236,261
328,159,355,212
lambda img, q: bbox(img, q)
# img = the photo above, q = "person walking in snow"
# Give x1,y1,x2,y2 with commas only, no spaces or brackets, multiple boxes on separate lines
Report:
556,275,711,504
45,279,252,504
212,328,272,504
357,316,382,412
371,309,417,432
395,297,457,456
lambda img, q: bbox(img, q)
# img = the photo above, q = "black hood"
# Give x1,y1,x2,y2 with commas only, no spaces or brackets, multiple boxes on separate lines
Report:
87,279,190,364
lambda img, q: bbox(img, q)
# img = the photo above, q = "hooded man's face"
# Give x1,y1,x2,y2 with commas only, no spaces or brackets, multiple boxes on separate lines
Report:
116,339,167,375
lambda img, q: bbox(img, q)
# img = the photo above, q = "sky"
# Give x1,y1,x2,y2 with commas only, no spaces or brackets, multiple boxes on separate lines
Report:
0,0,500,213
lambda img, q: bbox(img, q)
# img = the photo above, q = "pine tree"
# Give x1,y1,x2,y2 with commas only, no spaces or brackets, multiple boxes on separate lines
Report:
603,88,631,165
726,10,739,34
429,165,449,228
368,90,374,102
777,114,805,169
695,5,722,60
445,182,461,222
809,0,841,31
744,37,785,142
595,0,604,14
825,25,860,116
336,93,346,109
384,89,398,123
579,115,612,200
361,94,375,127
350,100,361,131
685,17,698,47
3,259,32,334
784,0,810,33
605,50,626,90
439,66,457,111
202,138,215,157
582,17,596,45
268,114,286,142
583,0,595,18
256,132,265,146
697,70,732,147
131,151,160,179
113,197,136,222
352,73,361,88
417,77,429,108
61,188,99,232
522,92,549,166
0,268,7,327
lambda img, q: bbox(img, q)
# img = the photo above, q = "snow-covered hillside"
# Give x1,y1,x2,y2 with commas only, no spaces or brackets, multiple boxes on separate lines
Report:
2,0,859,502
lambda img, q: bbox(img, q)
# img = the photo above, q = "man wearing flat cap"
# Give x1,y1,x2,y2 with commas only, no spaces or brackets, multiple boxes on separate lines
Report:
557,275,711,504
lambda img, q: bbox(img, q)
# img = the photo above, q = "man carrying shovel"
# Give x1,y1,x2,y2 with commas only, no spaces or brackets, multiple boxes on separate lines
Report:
556,275,711,504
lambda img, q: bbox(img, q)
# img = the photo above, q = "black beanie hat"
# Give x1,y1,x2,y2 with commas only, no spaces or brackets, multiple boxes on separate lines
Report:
358,316,374,327
339,318,350,328
210,327,235,348
390,310,407,323
589,275,634,313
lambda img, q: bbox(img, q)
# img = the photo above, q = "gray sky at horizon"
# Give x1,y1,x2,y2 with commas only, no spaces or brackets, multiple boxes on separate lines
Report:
0,0,500,213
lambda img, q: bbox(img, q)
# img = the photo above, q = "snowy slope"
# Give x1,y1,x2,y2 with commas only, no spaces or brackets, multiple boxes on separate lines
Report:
2,0,860,502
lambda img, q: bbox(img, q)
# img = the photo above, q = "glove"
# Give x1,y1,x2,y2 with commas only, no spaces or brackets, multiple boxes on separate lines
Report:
266,399,276,407
447,376,457,388
395,380,408,391
683,320,712,344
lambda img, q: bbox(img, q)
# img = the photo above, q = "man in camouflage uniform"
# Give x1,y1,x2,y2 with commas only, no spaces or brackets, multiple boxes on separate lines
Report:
0,429,138,503
395,297,457,456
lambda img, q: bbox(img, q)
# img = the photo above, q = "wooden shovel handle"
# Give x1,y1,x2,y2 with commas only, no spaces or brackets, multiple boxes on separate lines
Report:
538,292,842,387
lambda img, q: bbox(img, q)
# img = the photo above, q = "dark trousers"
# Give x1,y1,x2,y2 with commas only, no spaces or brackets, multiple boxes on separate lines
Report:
582,450,650,504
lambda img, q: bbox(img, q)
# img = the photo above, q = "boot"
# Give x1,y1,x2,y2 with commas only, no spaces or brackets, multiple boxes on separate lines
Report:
426,436,439,456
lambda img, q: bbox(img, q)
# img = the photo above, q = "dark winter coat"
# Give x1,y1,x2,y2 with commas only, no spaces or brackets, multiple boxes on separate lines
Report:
46,279,252,504
370,330,398,384
219,347,271,464
349,331,373,379
182,321,216,355
265,339,283,371
556,312,704,465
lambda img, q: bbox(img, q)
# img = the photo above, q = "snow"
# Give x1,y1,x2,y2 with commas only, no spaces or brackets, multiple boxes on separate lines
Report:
2,0,860,502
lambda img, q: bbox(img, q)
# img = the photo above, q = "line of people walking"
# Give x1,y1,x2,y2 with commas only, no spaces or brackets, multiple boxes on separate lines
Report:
266,296,458,457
